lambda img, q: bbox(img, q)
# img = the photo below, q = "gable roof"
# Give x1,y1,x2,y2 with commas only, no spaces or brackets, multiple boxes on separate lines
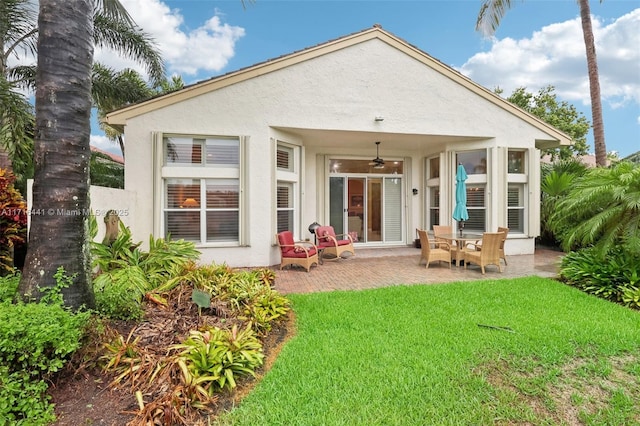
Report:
105,25,571,147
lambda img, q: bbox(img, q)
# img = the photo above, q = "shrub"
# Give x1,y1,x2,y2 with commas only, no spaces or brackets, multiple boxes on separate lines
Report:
172,324,264,394
559,246,640,309
0,298,89,424
0,273,19,302
90,221,200,319
0,169,27,276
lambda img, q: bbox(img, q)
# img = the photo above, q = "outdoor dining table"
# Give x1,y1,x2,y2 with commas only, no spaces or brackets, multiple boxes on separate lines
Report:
437,232,483,266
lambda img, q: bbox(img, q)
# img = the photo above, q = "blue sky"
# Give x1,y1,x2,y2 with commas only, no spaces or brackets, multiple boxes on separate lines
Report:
91,0,640,158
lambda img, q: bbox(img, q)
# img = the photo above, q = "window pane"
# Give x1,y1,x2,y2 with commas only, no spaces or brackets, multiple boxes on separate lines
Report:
465,210,486,231
205,138,239,167
465,185,485,231
508,209,524,233
277,184,292,208
166,179,200,208
456,150,487,175
329,159,403,174
508,185,523,207
165,138,202,165
206,211,239,242
165,211,200,241
508,184,525,232
429,186,440,227
429,157,440,179
466,186,485,207
277,211,293,233
508,150,525,174
206,180,239,208
277,145,293,171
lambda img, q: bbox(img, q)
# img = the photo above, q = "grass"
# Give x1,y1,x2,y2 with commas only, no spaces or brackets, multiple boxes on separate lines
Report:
214,277,640,425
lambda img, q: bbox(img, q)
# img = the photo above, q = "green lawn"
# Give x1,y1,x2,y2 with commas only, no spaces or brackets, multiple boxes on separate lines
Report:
214,277,640,425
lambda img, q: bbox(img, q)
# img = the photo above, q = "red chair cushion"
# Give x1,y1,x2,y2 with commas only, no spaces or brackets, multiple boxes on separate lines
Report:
284,247,317,258
277,231,295,254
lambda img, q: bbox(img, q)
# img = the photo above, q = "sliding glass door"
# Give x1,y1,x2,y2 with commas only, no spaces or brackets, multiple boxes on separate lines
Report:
328,159,403,244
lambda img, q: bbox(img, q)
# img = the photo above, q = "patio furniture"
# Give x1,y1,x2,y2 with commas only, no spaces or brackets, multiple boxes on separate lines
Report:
316,225,355,260
471,226,509,265
433,225,455,250
276,231,319,272
416,229,451,269
436,232,484,266
463,232,503,274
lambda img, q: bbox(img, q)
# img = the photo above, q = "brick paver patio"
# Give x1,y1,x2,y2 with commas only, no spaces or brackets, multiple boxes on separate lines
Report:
273,246,563,295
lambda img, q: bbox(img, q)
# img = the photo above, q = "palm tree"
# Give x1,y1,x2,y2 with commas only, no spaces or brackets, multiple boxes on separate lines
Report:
0,0,165,178
476,0,608,167
550,161,640,255
18,0,95,309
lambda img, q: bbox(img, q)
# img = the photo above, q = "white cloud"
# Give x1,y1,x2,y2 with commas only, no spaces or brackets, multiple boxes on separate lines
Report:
90,134,121,156
93,0,245,78
459,9,640,109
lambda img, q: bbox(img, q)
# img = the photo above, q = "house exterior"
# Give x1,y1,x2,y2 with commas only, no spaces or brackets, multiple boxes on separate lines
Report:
105,25,571,268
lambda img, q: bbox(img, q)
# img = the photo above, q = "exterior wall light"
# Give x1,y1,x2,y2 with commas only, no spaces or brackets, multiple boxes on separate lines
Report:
412,188,419,195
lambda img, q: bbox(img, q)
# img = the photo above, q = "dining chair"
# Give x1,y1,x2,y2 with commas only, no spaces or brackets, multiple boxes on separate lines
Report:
432,225,455,250
417,229,451,269
463,232,503,274
471,226,508,265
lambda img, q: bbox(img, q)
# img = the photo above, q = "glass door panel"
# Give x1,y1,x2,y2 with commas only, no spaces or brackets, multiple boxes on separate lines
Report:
347,178,365,242
384,177,402,241
329,177,345,235
367,178,382,242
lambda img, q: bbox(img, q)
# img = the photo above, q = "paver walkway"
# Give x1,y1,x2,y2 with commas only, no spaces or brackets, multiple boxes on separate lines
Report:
273,246,564,295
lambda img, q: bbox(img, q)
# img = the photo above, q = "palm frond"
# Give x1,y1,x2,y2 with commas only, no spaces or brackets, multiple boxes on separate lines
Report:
93,11,165,86
476,0,513,37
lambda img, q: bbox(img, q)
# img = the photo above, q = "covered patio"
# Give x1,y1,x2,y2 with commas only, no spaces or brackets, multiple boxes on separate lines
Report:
273,247,563,295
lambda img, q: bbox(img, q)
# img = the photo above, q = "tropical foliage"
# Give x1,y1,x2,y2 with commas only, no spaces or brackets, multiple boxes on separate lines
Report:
0,270,90,425
538,158,588,246
550,161,640,255
0,0,165,185
0,168,27,276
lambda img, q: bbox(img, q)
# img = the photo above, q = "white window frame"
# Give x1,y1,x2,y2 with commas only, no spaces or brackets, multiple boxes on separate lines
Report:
155,133,246,247
507,149,528,234
425,156,441,231
275,141,301,236
456,149,488,231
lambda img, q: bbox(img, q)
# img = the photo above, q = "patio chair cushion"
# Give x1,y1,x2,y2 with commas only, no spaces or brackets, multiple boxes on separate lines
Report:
277,231,295,254
317,225,351,248
286,247,318,258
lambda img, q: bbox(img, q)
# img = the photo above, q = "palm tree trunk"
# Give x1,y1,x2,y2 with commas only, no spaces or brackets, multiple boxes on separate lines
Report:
578,0,607,167
18,0,95,309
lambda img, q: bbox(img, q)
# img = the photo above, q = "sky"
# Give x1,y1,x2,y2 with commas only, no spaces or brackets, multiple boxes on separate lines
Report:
90,0,640,158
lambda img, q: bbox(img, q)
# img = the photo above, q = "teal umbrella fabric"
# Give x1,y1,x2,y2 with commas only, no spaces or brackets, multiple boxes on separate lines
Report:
452,164,469,224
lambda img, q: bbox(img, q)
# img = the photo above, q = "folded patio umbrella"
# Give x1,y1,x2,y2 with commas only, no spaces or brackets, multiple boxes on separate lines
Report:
452,163,469,234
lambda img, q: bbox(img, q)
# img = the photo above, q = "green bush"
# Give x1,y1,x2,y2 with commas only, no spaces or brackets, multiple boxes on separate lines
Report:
0,273,19,302
0,367,55,425
90,221,200,319
173,324,264,393
0,299,89,424
559,246,640,309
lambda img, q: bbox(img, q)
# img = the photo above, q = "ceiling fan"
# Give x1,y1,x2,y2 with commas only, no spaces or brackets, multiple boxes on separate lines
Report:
369,141,385,168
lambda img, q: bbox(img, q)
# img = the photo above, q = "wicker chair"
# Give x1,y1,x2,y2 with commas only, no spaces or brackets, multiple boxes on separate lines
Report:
472,226,508,265
417,229,451,269
463,232,503,274
432,225,455,250
316,225,355,260
276,231,319,272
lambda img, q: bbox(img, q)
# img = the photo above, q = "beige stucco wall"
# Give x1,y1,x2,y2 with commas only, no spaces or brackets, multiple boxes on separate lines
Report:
121,38,555,267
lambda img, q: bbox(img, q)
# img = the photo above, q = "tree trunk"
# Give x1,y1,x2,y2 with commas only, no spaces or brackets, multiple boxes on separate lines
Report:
578,0,607,167
18,0,95,310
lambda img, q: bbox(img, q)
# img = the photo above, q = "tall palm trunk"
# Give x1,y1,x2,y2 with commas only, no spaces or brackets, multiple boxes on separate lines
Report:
18,0,95,309
578,0,607,166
